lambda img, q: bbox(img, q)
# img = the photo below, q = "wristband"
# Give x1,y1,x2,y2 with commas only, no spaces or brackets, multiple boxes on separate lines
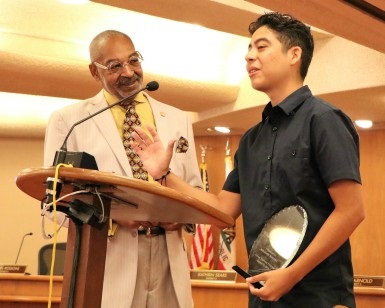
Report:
154,168,171,185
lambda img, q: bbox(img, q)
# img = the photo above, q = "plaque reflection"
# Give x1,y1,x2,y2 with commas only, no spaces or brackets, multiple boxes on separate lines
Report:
248,205,308,276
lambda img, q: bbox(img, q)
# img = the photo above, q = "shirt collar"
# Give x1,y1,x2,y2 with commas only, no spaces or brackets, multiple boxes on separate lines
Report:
262,85,312,120
103,90,148,107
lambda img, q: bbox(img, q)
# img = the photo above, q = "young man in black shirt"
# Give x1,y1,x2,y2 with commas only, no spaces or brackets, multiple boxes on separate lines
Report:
131,12,365,308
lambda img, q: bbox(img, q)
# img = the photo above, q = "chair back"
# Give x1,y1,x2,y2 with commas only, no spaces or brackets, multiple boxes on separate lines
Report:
38,242,67,275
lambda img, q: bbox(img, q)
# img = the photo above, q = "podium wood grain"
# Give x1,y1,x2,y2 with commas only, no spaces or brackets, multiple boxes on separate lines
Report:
16,167,234,226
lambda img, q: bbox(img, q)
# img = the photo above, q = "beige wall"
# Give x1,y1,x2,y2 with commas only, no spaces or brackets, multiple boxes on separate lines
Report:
0,137,67,274
1,130,384,278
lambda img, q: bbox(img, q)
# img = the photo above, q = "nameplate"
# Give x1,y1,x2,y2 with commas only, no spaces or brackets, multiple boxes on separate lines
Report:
190,270,237,283
354,275,385,288
0,264,27,274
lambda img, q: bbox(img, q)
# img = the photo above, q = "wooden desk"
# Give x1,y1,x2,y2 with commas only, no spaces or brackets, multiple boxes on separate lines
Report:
192,282,385,308
1,275,384,308
354,287,385,307
0,274,61,308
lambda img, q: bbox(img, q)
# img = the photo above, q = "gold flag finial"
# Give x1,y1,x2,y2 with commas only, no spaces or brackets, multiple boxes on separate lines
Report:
225,138,230,156
200,144,207,163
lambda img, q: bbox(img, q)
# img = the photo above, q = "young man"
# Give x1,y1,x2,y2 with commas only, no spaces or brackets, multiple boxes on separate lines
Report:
44,30,202,307
131,12,365,307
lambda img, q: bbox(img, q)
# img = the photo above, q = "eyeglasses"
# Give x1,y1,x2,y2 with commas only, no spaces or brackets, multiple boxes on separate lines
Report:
93,51,143,74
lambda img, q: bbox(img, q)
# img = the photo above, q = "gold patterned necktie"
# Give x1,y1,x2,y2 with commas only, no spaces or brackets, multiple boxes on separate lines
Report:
122,101,149,181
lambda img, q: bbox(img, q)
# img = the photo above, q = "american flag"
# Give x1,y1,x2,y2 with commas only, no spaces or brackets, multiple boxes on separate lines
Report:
217,139,236,270
189,155,214,270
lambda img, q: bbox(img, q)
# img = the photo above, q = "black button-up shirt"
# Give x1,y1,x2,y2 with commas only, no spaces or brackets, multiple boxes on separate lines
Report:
224,86,360,307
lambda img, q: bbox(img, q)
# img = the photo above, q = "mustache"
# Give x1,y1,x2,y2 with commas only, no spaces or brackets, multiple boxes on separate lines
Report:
117,75,139,86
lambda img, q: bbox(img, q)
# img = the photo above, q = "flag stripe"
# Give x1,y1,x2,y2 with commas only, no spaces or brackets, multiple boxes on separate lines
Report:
190,162,214,270
218,147,236,270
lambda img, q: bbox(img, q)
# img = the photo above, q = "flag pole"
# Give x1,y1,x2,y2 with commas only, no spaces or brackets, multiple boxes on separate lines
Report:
189,144,214,270
218,137,236,270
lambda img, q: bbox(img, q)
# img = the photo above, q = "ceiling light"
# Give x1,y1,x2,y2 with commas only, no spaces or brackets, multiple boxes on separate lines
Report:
214,126,231,134
59,0,89,4
355,120,373,129
0,91,77,121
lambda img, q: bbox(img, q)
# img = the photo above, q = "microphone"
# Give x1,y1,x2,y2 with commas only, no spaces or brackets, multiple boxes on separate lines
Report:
15,232,33,264
52,81,159,168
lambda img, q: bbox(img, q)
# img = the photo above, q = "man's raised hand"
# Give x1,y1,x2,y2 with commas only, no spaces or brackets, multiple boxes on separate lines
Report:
130,125,175,179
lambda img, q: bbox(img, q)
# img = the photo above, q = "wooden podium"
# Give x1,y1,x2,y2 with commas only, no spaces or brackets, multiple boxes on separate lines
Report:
16,167,234,308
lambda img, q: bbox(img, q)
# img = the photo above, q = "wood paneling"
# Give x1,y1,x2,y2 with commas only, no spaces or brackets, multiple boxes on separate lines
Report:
351,130,385,275
1,275,383,308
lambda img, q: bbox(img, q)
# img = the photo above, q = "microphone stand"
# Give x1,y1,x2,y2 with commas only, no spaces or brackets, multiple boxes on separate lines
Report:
15,232,33,264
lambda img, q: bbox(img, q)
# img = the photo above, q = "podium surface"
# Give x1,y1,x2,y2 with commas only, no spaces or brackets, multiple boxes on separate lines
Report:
16,166,234,226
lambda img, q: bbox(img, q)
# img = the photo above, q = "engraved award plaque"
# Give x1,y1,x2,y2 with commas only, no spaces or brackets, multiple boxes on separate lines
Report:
233,205,308,287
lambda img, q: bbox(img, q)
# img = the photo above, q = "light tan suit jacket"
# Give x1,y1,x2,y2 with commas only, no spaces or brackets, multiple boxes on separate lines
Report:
44,90,202,308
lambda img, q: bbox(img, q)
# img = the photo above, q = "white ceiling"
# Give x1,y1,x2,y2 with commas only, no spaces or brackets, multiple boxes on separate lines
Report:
0,0,384,137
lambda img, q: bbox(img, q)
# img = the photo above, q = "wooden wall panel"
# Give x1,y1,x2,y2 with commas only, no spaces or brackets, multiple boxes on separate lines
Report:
351,130,385,276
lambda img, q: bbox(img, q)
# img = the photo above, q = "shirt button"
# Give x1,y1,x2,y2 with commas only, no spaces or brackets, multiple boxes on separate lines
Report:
272,127,278,132
264,184,270,190
267,155,272,160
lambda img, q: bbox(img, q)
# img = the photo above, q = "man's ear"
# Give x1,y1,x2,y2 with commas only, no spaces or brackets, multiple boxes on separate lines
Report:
289,46,302,65
89,63,101,81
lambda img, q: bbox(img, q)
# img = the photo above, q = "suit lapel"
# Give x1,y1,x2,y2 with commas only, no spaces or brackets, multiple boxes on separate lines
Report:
147,94,170,144
86,92,175,177
88,91,133,176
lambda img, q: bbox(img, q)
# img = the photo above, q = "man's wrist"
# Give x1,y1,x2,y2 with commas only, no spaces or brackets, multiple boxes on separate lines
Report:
154,168,171,184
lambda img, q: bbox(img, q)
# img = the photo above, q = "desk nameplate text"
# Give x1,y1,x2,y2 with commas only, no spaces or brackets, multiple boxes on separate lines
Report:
190,270,237,283
0,265,27,274
354,275,385,288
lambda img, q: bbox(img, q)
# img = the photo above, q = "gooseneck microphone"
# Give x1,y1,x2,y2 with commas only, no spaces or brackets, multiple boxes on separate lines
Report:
15,232,33,264
52,81,159,167
52,80,159,166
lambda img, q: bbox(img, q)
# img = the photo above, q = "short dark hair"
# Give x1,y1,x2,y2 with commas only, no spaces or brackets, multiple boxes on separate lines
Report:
249,12,314,79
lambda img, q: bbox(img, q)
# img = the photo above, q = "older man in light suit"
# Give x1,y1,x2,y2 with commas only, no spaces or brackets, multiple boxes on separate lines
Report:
44,30,202,308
